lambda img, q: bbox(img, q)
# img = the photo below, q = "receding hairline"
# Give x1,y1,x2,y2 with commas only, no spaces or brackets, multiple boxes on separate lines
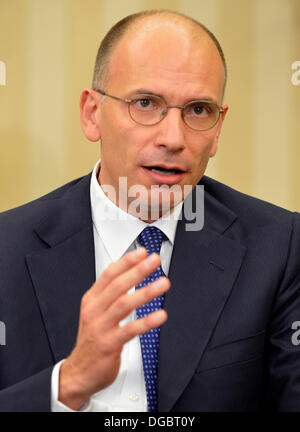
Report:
92,10,227,95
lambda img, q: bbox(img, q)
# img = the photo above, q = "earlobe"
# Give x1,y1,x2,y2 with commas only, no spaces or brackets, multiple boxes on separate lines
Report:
210,140,218,158
80,89,102,142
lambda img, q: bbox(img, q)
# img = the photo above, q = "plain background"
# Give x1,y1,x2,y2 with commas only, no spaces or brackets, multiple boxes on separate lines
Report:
0,0,299,212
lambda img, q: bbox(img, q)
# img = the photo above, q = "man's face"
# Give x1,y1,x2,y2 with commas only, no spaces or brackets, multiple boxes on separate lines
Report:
94,22,227,219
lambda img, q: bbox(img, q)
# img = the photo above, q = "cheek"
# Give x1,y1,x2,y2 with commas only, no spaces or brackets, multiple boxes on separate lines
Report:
101,124,148,178
117,125,155,165
100,116,129,159
188,135,216,180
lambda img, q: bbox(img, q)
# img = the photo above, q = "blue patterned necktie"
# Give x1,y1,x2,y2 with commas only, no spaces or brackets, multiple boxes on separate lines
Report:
136,226,165,412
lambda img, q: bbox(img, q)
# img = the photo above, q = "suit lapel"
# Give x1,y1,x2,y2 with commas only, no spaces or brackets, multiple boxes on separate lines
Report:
158,185,247,411
26,174,95,362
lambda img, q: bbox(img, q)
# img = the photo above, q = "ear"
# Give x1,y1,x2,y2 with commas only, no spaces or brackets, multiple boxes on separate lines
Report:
80,88,102,142
209,103,229,158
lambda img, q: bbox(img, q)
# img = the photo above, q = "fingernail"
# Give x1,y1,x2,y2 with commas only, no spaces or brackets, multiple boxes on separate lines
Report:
147,253,158,264
134,247,146,257
153,310,165,321
153,278,165,289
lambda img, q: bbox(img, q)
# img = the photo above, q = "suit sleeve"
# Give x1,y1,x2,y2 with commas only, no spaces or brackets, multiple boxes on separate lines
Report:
0,366,53,412
265,212,300,411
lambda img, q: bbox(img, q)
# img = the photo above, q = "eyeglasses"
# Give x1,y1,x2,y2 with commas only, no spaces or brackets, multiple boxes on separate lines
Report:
94,89,224,131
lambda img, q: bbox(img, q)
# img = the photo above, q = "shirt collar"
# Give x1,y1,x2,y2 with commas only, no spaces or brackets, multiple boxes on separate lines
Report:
90,160,183,261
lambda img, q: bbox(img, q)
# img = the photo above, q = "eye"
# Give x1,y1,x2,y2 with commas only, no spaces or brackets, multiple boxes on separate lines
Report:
132,96,160,111
185,102,212,118
193,105,205,115
138,98,152,108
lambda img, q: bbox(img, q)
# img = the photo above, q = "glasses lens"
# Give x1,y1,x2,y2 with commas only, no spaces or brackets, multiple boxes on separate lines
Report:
129,95,165,125
183,101,220,130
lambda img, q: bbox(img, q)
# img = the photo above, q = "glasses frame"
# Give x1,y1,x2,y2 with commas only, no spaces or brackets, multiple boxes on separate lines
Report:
94,89,224,131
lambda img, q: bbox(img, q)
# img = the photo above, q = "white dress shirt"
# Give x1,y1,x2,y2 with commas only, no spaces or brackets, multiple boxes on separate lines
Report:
51,161,183,412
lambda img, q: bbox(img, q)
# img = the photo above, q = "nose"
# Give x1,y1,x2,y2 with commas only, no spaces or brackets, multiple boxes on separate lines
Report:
155,107,186,152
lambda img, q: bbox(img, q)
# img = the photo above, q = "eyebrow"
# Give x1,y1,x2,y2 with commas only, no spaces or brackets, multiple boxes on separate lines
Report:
127,88,218,105
129,88,164,98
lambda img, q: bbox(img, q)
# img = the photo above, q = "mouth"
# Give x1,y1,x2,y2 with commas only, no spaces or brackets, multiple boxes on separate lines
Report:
141,164,186,185
143,165,185,175
144,167,183,176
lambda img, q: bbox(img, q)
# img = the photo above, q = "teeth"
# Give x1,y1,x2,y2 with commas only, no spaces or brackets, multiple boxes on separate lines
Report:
150,168,177,176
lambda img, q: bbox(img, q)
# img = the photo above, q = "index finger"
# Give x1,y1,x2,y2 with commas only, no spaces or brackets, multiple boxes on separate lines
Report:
89,247,148,296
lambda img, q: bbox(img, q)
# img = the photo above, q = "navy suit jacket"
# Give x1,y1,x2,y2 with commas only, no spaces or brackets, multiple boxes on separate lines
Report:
1,173,300,412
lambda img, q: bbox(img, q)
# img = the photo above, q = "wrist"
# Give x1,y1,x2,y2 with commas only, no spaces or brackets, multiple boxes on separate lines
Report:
58,358,91,411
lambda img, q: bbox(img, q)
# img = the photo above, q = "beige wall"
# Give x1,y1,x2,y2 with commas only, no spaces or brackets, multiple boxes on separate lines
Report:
0,0,299,212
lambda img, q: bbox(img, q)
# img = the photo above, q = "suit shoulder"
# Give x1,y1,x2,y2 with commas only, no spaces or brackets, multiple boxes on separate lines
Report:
0,173,90,227
202,176,297,225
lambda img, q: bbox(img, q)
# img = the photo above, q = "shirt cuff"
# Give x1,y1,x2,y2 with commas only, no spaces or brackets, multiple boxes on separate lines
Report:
51,359,93,412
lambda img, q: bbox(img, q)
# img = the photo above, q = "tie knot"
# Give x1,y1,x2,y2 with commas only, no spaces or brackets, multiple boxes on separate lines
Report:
138,226,164,255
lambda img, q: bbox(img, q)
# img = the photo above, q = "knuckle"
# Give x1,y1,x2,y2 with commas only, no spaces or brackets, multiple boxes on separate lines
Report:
124,252,135,265
133,266,143,283
80,292,90,310
142,283,153,297
125,322,138,339
102,265,114,280
80,306,91,327
137,288,150,307
116,294,130,310
109,278,123,294
79,296,94,326
137,319,148,335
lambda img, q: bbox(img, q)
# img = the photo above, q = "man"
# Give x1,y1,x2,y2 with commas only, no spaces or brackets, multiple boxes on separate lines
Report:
1,10,300,412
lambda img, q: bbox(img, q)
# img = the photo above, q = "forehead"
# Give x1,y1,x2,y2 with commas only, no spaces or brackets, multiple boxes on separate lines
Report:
107,20,225,102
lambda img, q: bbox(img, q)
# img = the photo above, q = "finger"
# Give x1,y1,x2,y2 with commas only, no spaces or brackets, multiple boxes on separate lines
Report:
101,276,170,328
89,247,147,296
112,309,168,346
90,252,162,314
